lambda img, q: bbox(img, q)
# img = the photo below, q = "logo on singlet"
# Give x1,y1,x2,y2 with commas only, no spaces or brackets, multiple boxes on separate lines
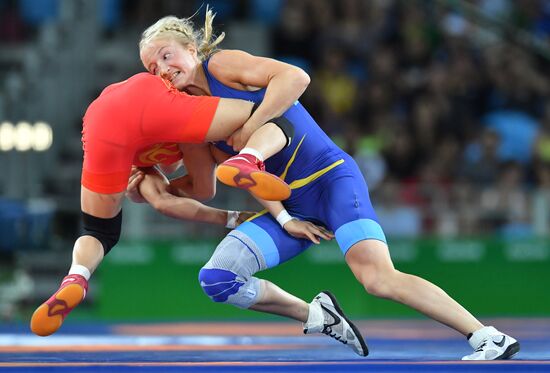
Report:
137,143,180,165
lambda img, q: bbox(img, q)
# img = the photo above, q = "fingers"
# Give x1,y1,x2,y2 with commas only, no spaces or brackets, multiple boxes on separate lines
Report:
314,229,333,241
316,226,335,240
127,171,144,190
301,221,332,240
306,231,321,244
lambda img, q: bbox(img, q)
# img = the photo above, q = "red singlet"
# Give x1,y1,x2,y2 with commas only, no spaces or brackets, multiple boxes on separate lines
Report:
81,73,220,194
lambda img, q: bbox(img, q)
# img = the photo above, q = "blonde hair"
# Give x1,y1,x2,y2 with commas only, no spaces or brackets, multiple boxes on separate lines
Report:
139,7,225,60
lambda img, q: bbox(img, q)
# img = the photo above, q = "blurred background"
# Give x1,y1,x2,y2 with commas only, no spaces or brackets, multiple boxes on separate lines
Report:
1,0,549,324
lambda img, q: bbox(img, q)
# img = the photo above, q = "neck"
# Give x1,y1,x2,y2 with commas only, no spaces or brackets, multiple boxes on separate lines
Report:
184,62,211,96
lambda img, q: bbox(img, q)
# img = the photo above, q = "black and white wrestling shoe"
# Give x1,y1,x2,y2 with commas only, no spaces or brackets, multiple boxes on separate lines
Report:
462,326,520,360
303,291,368,357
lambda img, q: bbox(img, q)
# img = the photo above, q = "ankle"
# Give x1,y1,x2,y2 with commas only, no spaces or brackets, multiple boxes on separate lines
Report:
303,301,324,333
468,326,499,348
68,264,91,281
239,147,264,162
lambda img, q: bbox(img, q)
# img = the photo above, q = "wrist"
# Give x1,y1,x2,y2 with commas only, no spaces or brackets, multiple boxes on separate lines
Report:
276,209,294,228
226,210,240,229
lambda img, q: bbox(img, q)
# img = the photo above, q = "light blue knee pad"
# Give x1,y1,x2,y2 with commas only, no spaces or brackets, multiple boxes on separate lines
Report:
198,231,264,309
198,268,245,303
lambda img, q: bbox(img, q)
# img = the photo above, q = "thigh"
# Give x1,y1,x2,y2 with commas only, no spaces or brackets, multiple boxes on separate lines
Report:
320,160,387,255
234,212,313,269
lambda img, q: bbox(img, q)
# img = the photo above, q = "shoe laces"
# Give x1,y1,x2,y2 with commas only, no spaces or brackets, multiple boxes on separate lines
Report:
475,341,488,352
322,326,348,345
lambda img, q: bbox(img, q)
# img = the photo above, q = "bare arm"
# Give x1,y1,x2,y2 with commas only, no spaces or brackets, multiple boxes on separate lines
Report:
168,143,217,201
136,167,229,225
211,143,334,243
208,50,310,148
251,196,334,244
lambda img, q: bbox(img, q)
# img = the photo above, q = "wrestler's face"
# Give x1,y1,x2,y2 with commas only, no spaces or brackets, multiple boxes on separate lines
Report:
140,38,199,90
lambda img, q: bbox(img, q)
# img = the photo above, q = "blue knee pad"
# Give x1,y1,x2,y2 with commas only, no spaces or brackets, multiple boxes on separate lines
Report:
198,268,244,303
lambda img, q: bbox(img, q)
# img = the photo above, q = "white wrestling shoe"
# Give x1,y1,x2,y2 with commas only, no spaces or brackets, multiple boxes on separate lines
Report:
462,326,520,360
303,291,368,357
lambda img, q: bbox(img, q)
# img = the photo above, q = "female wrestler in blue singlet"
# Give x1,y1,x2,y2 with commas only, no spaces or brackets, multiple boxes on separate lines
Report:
134,10,520,360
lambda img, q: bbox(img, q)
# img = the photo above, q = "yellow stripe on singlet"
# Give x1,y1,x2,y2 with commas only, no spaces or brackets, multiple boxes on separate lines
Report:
278,134,345,190
288,159,344,189
279,135,307,181
241,136,345,224
246,209,269,222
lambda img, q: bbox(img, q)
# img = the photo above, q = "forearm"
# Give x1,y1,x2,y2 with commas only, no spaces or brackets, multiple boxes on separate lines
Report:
246,69,309,129
151,193,227,225
253,196,285,218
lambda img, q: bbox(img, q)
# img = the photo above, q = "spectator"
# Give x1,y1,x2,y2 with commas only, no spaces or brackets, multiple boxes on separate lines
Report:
479,161,531,236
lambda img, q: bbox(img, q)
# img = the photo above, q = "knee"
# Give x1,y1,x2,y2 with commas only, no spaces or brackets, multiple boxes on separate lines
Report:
198,267,245,303
360,268,398,299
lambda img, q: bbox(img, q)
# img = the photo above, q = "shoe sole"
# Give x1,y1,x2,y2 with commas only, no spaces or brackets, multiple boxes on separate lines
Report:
497,341,521,360
30,283,85,337
216,165,291,201
321,290,369,357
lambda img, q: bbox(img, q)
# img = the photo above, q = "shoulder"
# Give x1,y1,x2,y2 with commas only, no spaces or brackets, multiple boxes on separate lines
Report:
207,50,252,75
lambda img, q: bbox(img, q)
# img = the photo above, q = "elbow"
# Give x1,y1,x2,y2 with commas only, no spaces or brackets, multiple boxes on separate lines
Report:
293,67,310,90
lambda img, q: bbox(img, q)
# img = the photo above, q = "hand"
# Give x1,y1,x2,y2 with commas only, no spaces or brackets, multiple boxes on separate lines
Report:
126,167,147,203
237,211,256,225
226,125,255,152
283,219,335,244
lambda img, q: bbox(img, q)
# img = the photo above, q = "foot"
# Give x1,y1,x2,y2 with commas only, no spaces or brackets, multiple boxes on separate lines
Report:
303,291,368,357
216,154,291,201
462,326,520,360
30,274,88,336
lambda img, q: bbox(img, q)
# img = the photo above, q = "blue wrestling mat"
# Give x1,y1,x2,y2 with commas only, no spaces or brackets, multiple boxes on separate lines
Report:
1,319,549,372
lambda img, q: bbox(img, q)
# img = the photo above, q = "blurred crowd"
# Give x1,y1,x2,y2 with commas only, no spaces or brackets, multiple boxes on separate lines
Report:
2,0,550,237
267,0,550,237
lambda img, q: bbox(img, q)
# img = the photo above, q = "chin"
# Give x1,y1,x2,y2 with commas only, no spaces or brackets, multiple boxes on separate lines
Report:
173,83,185,91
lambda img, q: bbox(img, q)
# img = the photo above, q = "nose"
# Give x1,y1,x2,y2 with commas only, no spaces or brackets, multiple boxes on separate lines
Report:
159,64,170,77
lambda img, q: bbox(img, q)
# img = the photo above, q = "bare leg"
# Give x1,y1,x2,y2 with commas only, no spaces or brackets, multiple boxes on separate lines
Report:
247,278,369,356
345,239,483,336
215,122,289,201
71,236,104,274
249,279,309,322
244,123,287,159
72,186,124,274
30,187,123,336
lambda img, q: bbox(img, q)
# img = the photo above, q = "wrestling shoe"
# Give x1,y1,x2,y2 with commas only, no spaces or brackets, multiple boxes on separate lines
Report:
303,291,368,357
216,153,291,201
30,274,88,336
462,326,520,360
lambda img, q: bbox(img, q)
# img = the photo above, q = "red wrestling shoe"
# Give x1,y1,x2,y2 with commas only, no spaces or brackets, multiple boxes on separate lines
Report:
30,274,88,336
216,153,291,201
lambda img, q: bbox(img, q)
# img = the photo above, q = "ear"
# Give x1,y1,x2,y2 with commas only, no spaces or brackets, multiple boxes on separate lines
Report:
187,44,198,57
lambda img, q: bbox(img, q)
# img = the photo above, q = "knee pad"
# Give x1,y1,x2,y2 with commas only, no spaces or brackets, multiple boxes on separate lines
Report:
268,116,295,147
198,267,261,309
81,210,122,255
